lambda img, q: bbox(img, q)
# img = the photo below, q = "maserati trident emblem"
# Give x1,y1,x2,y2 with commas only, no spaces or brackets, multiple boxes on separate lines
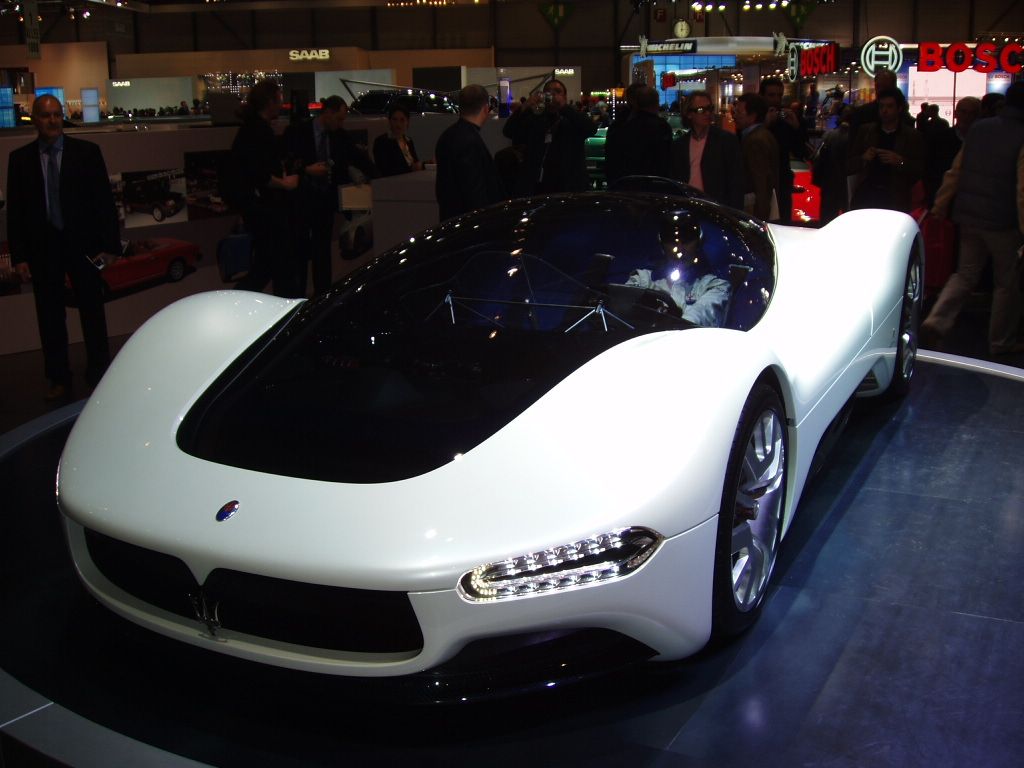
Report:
216,500,239,522
190,589,222,638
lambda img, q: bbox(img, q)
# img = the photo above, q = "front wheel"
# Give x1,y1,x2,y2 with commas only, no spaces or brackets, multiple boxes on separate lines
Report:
882,247,923,400
152,206,165,222
712,383,787,639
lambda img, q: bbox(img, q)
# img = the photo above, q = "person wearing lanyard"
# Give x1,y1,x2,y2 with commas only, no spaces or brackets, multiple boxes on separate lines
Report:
7,94,120,402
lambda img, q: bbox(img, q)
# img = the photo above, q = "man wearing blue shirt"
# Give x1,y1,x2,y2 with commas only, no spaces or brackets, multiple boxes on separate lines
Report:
8,95,120,401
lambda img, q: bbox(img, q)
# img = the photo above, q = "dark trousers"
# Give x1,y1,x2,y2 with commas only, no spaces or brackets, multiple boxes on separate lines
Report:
236,205,303,299
293,191,336,296
777,168,794,223
31,226,110,387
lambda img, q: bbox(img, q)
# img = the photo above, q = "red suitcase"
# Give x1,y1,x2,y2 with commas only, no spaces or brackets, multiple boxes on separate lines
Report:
913,208,956,296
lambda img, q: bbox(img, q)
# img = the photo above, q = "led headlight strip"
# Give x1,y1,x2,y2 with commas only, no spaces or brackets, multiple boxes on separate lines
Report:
458,527,663,602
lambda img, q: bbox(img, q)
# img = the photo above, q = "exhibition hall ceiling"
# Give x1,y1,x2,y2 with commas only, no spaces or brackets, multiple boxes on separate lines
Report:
95,0,491,9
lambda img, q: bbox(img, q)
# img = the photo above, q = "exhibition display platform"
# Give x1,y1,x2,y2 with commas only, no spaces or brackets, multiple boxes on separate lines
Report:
1,355,1023,767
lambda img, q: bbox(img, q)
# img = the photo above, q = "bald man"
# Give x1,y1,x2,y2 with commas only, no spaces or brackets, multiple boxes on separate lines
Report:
7,95,120,400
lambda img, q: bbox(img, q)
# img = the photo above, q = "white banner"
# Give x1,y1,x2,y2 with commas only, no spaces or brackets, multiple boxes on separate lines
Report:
24,0,40,60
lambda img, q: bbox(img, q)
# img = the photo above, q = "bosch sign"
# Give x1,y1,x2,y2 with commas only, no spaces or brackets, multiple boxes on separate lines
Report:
917,41,1023,73
799,42,838,78
785,42,838,82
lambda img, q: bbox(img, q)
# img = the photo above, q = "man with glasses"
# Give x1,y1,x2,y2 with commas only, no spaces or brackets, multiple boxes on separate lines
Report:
670,90,744,209
502,78,596,194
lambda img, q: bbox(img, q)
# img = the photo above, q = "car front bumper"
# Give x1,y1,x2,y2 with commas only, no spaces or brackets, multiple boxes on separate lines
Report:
64,514,718,677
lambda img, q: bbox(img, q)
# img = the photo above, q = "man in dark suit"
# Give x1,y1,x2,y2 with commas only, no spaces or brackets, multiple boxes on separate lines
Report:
670,90,744,210
760,77,807,223
733,93,781,221
285,95,376,294
435,85,504,221
604,84,672,184
8,94,120,401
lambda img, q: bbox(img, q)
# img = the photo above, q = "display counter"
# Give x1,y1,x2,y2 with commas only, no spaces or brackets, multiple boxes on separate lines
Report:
371,169,439,256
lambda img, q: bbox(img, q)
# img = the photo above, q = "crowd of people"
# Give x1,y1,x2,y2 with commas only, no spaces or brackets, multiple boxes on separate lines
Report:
5,73,1022,402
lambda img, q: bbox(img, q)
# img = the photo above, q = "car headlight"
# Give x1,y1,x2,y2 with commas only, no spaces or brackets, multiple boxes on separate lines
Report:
458,527,663,602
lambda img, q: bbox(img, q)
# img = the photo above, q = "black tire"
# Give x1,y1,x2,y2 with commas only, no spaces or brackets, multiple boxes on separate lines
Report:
882,246,923,400
711,383,787,639
166,258,185,282
152,206,165,222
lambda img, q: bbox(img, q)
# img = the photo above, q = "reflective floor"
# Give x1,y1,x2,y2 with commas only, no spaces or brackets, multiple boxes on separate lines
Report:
2,359,1023,767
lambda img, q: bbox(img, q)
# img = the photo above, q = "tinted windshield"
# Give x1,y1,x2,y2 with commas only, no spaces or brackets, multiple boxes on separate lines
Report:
178,193,775,483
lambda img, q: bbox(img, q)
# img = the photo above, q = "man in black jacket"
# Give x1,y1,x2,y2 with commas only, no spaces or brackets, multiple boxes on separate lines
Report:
604,84,672,184
7,94,120,401
229,80,300,297
435,85,504,221
501,78,596,194
670,90,744,209
760,77,807,223
285,95,376,293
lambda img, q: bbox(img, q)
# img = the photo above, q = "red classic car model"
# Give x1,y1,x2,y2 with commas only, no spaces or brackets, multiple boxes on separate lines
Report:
100,238,201,294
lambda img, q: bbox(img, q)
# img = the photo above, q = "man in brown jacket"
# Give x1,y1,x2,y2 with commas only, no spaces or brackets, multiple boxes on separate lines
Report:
848,87,925,212
733,93,780,221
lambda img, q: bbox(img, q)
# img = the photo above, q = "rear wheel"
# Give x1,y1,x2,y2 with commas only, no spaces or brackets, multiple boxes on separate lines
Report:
152,206,165,222
166,258,185,282
712,384,787,638
883,248,923,399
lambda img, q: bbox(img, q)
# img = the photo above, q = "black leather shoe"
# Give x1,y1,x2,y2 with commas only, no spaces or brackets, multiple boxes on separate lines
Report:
44,383,71,402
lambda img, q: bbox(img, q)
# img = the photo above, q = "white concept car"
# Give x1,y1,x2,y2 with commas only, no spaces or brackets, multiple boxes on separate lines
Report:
57,188,923,691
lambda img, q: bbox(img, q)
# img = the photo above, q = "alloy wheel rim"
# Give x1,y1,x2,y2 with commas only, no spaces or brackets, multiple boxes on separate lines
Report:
899,258,922,380
731,408,785,612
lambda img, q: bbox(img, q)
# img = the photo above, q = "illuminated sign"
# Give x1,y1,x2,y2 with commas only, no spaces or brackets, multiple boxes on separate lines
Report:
554,68,575,76
288,49,330,61
644,41,697,54
918,41,1024,73
860,35,903,77
785,41,838,82
799,42,838,78
111,80,131,87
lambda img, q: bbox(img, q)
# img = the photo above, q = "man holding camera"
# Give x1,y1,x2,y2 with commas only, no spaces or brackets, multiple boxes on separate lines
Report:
760,77,806,223
502,78,596,195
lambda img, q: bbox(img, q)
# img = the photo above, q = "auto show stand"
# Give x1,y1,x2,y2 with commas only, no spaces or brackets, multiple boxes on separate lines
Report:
2,356,1023,767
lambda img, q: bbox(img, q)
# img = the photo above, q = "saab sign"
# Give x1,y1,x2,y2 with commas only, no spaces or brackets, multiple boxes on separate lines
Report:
289,49,330,61
786,42,838,81
918,41,1024,73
